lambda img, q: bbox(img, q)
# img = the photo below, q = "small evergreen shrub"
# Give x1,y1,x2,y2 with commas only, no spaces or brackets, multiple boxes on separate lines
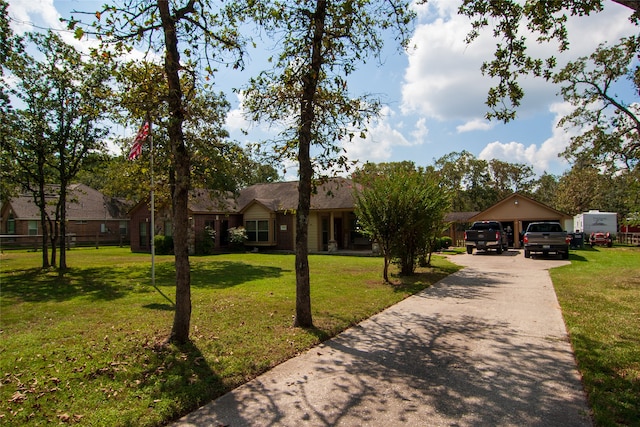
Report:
440,236,452,249
197,226,216,255
154,235,174,255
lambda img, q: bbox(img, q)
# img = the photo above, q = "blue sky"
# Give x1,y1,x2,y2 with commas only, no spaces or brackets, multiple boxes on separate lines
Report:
8,0,639,180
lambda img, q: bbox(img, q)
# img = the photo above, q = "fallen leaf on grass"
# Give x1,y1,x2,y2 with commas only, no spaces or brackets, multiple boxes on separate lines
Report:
8,391,26,403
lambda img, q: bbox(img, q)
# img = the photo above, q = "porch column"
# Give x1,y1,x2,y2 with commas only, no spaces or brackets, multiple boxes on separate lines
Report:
328,211,337,252
514,221,522,249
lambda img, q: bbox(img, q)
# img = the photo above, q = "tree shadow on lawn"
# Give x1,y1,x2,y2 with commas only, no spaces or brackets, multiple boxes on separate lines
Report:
143,302,175,311
138,340,229,425
190,260,288,289
569,332,640,426
388,263,463,294
82,337,229,425
2,260,288,304
1,266,135,303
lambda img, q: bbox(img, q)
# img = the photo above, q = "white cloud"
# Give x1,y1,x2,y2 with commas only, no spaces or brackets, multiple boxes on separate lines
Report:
457,118,495,133
478,102,578,174
8,0,155,62
411,117,429,141
342,106,425,164
401,14,491,121
225,107,249,133
8,0,88,51
401,0,638,123
225,93,251,133
7,0,62,34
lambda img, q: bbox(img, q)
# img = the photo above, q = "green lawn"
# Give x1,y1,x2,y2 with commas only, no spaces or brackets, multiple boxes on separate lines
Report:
551,246,640,426
0,247,459,426
2,246,638,426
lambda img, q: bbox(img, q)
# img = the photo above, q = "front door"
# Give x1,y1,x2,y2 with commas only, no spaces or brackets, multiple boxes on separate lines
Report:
334,218,343,249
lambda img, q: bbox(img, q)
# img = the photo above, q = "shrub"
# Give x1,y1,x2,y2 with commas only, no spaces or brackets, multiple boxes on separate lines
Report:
154,235,174,255
440,236,452,249
228,227,247,251
197,226,216,255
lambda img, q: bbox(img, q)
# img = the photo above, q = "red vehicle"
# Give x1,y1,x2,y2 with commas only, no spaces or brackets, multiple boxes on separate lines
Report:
589,232,613,247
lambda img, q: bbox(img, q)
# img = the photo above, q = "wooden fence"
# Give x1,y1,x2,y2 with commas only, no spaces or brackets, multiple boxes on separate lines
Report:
617,233,640,246
1,233,129,250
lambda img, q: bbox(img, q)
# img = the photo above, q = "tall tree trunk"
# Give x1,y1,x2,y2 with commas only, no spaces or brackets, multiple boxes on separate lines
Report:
39,207,49,268
36,179,50,269
383,254,390,283
294,164,312,327
293,0,327,328
158,0,191,344
49,219,58,268
58,177,67,272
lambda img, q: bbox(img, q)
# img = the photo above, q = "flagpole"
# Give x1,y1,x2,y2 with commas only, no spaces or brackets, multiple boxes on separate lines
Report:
148,120,174,307
149,118,155,291
129,119,173,306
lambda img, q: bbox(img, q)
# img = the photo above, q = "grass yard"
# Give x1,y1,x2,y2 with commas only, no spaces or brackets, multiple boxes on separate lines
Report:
0,247,459,426
551,246,640,426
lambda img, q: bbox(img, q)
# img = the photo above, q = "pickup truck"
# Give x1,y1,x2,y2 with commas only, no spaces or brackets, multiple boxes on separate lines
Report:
464,221,508,254
523,222,570,259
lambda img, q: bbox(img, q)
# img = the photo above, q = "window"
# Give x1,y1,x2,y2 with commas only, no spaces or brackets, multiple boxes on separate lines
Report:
221,220,229,245
28,220,38,236
6,214,15,234
245,220,269,242
119,221,128,236
164,220,173,237
139,222,148,248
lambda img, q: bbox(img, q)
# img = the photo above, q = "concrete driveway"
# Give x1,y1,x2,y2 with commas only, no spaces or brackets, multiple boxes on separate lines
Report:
172,250,591,426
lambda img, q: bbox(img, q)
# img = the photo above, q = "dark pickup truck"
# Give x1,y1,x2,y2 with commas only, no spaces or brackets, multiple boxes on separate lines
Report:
464,221,509,254
523,222,570,259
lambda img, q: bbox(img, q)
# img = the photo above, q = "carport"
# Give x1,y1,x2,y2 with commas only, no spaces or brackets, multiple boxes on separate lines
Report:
468,193,572,249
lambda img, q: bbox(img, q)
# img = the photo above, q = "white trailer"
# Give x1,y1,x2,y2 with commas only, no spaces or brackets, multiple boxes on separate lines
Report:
573,210,618,235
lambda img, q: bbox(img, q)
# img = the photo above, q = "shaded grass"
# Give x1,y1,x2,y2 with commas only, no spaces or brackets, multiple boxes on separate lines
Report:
0,247,459,426
551,246,640,426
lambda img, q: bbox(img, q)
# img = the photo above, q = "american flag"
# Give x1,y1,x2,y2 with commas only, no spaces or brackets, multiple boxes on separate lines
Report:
128,121,150,160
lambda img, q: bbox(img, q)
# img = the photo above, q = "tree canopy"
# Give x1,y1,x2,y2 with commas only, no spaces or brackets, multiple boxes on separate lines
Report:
460,0,639,122
2,31,112,270
354,162,450,282
554,36,639,172
240,0,417,327
68,0,246,344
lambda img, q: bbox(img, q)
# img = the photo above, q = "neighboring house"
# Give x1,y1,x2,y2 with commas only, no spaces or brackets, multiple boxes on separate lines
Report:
0,184,132,248
129,178,369,254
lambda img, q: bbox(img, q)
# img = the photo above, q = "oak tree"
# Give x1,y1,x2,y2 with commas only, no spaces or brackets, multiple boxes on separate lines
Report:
3,31,111,270
554,36,639,172
241,0,416,327
68,1,245,343
460,0,639,122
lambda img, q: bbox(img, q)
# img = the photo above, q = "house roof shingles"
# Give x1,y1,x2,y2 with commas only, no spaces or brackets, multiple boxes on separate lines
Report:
236,178,357,213
189,189,237,214
6,184,131,220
